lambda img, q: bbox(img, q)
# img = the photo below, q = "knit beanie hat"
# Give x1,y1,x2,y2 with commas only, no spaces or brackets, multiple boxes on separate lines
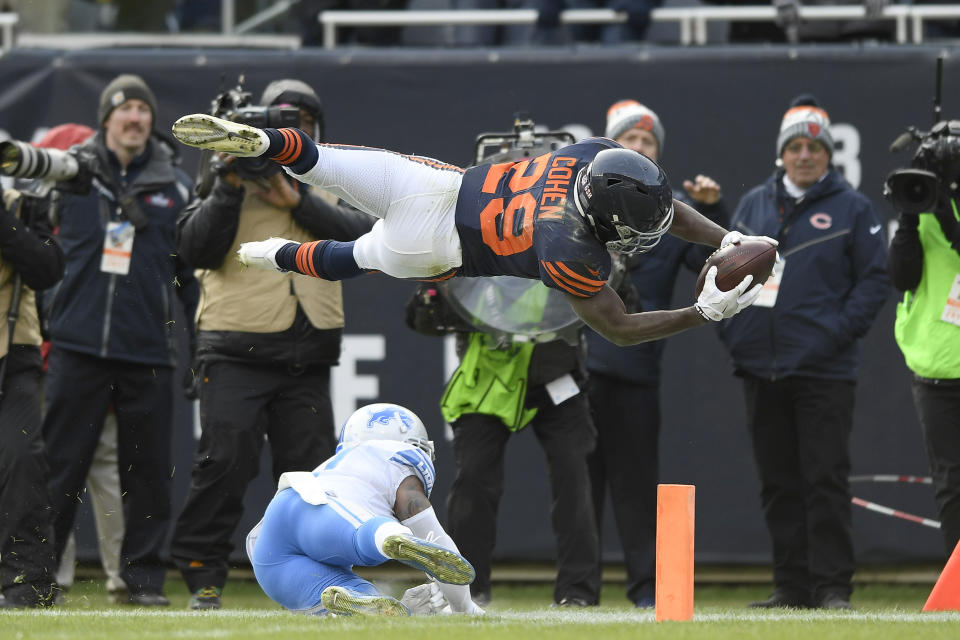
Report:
98,74,157,125
35,123,95,151
605,100,666,155
776,94,834,158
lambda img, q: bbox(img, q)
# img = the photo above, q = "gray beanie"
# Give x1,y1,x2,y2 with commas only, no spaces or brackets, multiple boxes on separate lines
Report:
98,74,157,125
604,99,665,155
776,94,834,158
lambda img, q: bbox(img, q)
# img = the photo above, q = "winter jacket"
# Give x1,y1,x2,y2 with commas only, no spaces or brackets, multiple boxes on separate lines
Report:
889,203,960,380
43,133,198,368
718,167,890,381
177,175,375,366
0,189,64,356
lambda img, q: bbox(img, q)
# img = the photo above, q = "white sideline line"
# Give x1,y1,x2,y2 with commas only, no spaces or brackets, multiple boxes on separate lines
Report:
7,609,960,623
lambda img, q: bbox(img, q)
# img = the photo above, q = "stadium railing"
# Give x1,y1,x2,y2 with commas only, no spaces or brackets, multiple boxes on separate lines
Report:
0,11,16,52
316,6,960,48
2,6,960,51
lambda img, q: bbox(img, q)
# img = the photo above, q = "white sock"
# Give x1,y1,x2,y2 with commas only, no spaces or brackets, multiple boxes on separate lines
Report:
373,521,412,559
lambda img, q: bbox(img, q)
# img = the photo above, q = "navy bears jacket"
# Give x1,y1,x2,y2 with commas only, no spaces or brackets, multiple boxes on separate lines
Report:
717,167,890,381
43,132,198,368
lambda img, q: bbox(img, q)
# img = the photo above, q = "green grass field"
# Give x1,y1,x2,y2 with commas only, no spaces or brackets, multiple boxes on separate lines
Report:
3,575,959,640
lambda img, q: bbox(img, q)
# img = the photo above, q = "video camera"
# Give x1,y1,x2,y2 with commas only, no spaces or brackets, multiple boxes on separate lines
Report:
884,58,960,215
203,74,300,183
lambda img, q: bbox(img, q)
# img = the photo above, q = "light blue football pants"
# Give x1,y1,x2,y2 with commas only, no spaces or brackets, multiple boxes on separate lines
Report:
249,488,393,612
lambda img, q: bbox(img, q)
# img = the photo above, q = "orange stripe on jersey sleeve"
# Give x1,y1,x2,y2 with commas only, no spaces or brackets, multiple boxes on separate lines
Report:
544,262,603,293
295,242,307,274
554,261,605,288
304,241,320,277
272,129,291,163
275,129,301,165
541,261,591,297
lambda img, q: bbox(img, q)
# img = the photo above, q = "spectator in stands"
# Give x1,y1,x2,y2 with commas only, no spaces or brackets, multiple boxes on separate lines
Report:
535,0,662,44
170,78,374,611
585,99,727,608
0,159,66,609
887,125,960,559
298,0,409,46
718,94,889,610
702,0,895,43
42,74,198,607
450,0,535,47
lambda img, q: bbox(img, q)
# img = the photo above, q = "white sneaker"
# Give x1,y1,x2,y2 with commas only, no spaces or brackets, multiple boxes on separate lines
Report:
382,533,475,586
320,586,409,617
236,237,291,271
171,114,269,157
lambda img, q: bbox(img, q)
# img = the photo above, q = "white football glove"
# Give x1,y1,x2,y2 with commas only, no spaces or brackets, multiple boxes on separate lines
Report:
400,582,448,616
695,266,763,321
237,237,291,272
720,231,782,269
720,230,779,250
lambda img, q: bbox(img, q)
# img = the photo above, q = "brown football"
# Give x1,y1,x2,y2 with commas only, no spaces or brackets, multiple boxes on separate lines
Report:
695,240,777,296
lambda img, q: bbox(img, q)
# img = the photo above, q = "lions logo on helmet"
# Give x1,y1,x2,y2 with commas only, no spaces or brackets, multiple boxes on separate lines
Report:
368,406,415,433
339,402,436,460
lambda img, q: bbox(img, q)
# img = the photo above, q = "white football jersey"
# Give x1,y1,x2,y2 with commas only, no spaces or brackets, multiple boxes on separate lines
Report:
277,439,435,519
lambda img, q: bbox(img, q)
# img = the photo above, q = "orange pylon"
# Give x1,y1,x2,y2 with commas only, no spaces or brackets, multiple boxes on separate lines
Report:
923,538,960,611
655,484,695,622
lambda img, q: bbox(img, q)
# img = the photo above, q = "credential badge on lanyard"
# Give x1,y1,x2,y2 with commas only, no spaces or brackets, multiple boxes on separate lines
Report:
101,218,135,275
751,255,785,308
940,273,960,328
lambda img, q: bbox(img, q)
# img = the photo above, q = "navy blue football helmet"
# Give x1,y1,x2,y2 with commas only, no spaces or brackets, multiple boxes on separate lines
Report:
574,148,674,255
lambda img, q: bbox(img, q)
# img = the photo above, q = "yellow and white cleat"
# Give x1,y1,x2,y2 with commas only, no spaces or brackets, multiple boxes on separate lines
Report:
171,113,269,157
382,534,475,586
320,586,410,617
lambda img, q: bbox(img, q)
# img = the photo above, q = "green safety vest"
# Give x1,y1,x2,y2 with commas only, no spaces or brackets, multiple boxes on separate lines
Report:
894,203,960,379
440,282,551,431
440,333,538,431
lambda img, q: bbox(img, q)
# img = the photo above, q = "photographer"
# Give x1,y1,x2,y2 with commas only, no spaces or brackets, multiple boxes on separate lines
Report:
888,120,960,560
0,187,65,608
170,78,375,611
41,74,199,607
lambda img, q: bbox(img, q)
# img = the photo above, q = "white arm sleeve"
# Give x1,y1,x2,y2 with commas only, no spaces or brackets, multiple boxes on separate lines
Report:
400,507,484,615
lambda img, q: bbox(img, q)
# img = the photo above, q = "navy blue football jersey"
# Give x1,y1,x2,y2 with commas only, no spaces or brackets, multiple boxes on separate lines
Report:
453,137,618,298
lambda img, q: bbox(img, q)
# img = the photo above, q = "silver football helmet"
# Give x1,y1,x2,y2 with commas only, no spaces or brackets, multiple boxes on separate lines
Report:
339,403,435,461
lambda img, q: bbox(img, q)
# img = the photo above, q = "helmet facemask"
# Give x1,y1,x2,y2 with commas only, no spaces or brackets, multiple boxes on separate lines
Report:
574,156,674,256
606,201,674,255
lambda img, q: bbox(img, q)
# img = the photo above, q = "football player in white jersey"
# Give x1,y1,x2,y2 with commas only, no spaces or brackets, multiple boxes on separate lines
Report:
245,403,484,616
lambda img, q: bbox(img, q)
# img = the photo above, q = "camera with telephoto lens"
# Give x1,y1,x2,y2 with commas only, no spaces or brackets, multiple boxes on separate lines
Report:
884,120,960,215
209,75,300,181
0,139,94,194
